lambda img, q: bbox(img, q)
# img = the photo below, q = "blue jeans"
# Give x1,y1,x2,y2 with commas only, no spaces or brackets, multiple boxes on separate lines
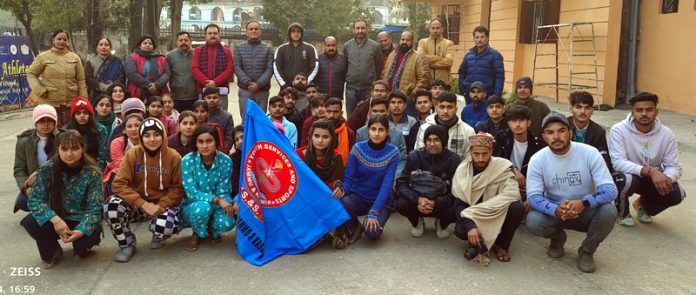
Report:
526,203,617,254
340,194,391,240
345,85,371,116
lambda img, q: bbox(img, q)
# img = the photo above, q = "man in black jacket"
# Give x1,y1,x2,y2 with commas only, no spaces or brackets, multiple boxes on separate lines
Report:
316,36,347,100
567,91,612,171
493,104,546,206
395,125,461,239
273,23,319,88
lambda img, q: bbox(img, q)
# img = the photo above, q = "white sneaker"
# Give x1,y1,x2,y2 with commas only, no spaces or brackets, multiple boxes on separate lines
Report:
410,217,424,238
617,216,635,227
435,218,451,239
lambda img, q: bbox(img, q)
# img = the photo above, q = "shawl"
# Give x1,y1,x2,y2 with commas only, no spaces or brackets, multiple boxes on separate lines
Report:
452,157,521,247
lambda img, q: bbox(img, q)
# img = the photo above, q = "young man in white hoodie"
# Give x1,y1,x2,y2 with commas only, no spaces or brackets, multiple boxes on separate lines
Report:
414,91,476,160
610,92,685,227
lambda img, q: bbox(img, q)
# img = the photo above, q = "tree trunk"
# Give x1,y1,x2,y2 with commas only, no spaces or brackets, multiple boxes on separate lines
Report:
129,0,144,52
85,0,104,55
14,0,39,55
169,0,183,50
143,0,159,41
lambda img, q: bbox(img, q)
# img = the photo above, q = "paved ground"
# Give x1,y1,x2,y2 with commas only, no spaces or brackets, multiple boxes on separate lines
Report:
0,87,694,294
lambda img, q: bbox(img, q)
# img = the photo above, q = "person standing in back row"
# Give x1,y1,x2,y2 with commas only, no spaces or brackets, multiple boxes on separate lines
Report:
235,21,274,117
344,20,382,115
273,23,319,89
458,26,504,105
192,24,234,111
417,18,455,85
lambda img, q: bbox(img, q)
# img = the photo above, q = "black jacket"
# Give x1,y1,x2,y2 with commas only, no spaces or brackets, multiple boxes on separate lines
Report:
493,130,546,175
395,148,461,210
315,53,347,99
568,117,613,172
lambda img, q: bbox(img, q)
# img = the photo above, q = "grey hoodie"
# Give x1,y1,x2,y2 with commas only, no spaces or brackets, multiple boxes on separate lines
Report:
609,113,682,182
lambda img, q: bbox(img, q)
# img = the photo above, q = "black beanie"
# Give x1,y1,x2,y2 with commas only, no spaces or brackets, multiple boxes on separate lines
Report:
423,125,449,146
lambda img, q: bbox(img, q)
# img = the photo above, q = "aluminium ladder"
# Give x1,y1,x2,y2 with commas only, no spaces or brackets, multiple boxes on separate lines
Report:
532,22,600,102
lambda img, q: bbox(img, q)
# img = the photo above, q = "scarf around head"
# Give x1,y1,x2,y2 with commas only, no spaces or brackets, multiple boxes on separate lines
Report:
305,126,343,184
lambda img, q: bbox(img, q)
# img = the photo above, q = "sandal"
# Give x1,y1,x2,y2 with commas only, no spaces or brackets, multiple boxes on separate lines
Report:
185,234,202,252
330,225,349,249
492,245,511,262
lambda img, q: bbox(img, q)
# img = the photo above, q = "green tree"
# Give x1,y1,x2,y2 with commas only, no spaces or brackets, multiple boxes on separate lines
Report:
0,0,40,55
261,0,372,43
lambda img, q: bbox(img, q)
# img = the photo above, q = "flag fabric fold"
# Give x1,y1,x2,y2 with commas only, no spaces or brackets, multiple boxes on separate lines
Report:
236,99,349,266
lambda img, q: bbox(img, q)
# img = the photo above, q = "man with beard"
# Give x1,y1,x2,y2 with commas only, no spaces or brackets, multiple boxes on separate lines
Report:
388,90,417,153
356,98,407,178
526,111,618,273
396,125,460,239
268,95,298,147
414,91,475,160
344,20,382,115
280,87,304,140
316,36,347,100
347,80,388,131
417,19,455,85
377,31,394,74
234,20,274,116
323,98,356,166
458,26,504,105
451,132,523,264
610,92,684,227
192,24,234,111
567,91,612,170
290,72,310,112
381,31,430,101
505,77,550,137
460,81,489,127
166,31,197,112
273,23,319,88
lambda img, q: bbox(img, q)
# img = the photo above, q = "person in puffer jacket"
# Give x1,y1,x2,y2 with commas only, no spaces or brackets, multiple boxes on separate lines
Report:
104,118,184,262
457,26,504,105
273,23,319,88
234,21,274,116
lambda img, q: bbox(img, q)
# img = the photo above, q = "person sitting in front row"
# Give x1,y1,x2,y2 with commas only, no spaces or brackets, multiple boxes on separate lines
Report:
526,112,618,273
180,124,237,252
395,125,460,239
104,118,184,262
21,130,102,268
341,115,400,242
610,92,685,226
451,132,523,265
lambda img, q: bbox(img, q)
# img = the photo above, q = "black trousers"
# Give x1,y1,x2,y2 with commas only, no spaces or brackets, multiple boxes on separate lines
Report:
614,173,685,217
21,214,101,261
174,99,198,113
394,197,455,229
453,201,524,250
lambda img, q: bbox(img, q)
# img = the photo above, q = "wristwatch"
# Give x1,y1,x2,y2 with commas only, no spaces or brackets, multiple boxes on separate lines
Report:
582,200,590,208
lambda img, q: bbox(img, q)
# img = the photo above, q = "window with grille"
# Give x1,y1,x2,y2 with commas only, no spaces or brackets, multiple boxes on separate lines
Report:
438,4,461,44
519,0,560,44
661,0,679,13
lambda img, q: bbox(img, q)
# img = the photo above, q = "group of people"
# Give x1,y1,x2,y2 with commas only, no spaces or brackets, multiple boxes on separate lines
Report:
15,19,684,274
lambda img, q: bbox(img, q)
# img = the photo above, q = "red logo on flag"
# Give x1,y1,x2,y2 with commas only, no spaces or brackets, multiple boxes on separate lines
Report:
244,142,298,208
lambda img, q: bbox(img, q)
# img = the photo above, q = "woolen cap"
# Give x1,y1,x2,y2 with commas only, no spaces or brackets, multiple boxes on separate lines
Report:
32,104,57,125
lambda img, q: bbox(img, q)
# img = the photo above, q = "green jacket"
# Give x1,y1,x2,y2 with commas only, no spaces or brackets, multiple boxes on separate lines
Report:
29,160,103,236
166,48,198,100
13,128,62,190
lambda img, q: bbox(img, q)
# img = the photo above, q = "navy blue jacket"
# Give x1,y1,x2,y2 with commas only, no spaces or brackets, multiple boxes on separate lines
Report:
315,53,347,99
233,40,274,91
458,46,505,98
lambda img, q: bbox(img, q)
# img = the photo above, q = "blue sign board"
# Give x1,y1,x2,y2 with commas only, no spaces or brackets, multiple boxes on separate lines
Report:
0,36,33,106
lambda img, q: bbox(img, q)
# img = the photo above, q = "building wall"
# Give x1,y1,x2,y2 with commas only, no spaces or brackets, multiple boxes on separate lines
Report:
636,0,696,114
488,0,519,92
514,0,620,106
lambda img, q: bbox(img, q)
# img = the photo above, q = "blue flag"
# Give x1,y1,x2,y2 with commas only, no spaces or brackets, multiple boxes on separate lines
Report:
236,100,350,266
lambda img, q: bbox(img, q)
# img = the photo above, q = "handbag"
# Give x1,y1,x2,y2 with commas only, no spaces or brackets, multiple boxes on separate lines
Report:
408,169,448,199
